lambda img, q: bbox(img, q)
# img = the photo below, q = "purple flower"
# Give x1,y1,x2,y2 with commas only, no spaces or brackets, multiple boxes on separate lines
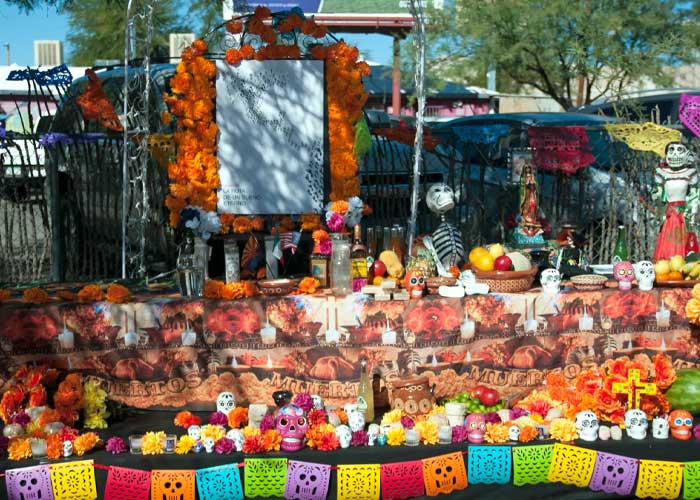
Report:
327,213,345,232
400,416,415,429
293,393,313,413
350,430,368,447
0,435,9,452
483,412,502,424
319,240,332,255
260,414,275,433
452,425,468,443
105,437,127,454
11,412,30,427
215,437,235,454
208,411,228,426
511,407,528,419
694,424,700,440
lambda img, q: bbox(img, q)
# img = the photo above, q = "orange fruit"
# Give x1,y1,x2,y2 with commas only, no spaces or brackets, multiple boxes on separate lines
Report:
668,271,683,281
656,273,670,282
373,276,384,286
469,247,490,265
473,254,495,272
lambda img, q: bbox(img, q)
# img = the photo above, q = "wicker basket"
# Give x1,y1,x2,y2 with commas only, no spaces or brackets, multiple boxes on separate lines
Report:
473,267,537,293
425,276,457,294
570,274,607,291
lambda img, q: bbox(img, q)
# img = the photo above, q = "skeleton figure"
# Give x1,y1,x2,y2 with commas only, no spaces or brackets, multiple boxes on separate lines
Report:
624,409,648,440
652,416,669,439
203,437,215,453
216,392,236,416
63,440,73,458
508,425,521,442
426,184,466,269
335,425,352,449
575,410,599,442
367,424,380,446
227,429,244,451
634,261,656,291
540,268,561,295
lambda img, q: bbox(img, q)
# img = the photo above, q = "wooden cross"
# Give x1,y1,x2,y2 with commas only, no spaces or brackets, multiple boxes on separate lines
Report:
611,369,657,409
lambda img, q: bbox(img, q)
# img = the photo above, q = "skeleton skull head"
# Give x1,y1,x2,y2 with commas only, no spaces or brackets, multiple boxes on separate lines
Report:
226,429,244,451
404,269,426,299
12,471,48,500
669,409,693,440
540,268,561,295
367,423,380,446
652,415,669,439
508,425,521,442
159,478,186,500
187,425,201,441
466,413,486,444
426,183,456,216
634,261,655,291
311,394,324,410
63,440,73,457
665,142,693,169
575,410,599,442
203,437,215,453
335,424,352,448
285,461,328,500
614,261,635,291
624,409,648,440
275,404,308,452
216,391,236,416
348,410,366,432
425,454,464,496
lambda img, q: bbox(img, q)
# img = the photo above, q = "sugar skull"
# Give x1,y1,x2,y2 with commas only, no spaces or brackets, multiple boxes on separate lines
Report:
508,425,520,442
426,183,455,216
669,409,693,440
465,413,486,444
540,268,561,295
7,466,53,500
284,460,330,500
665,141,693,169
634,260,655,291
422,452,467,496
63,440,73,457
335,425,352,448
367,423,380,446
311,394,324,410
152,471,193,500
203,437,215,453
348,409,366,433
575,410,599,442
187,425,201,441
275,404,308,452
623,409,648,440
652,415,669,439
589,452,638,495
226,429,244,451
614,261,635,291
216,391,236,416
598,426,611,441
404,270,426,299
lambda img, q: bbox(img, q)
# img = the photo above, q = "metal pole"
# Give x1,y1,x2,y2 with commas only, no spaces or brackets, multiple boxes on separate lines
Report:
3,44,9,66
47,148,65,281
122,2,134,279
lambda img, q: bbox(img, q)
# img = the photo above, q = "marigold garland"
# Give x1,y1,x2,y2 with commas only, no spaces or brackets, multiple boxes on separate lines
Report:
8,437,31,460
56,290,76,301
77,284,103,302
53,373,84,426
142,431,166,455
105,283,132,304
73,432,100,456
83,379,109,429
46,434,63,459
23,287,50,304
0,289,12,302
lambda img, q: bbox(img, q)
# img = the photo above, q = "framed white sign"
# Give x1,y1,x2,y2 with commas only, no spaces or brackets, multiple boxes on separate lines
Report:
216,59,326,214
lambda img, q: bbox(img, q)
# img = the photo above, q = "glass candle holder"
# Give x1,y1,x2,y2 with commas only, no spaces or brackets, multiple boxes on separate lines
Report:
260,321,277,344
578,313,593,331
404,429,420,446
438,425,452,445
129,434,143,454
30,438,47,458
164,434,177,454
656,308,671,328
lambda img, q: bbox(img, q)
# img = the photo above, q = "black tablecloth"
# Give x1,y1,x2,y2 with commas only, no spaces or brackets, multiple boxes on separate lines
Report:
2,411,700,500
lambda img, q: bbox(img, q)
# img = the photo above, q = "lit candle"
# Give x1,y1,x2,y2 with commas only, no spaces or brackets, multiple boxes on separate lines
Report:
466,350,472,363
325,299,340,344
404,429,419,446
656,303,670,328
660,337,667,352
260,315,277,345
460,315,475,339
578,307,593,331
231,357,238,369
438,425,452,444
58,323,74,350
524,299,538,333
266,355,273,369
382,320,397,344
124,312,138,347
181,320,196,346
432,354,438,367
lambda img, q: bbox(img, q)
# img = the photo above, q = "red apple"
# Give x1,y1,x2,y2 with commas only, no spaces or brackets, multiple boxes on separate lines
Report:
372,260,387,277
494,255,513,271
477,388,500,407
470,385,488,399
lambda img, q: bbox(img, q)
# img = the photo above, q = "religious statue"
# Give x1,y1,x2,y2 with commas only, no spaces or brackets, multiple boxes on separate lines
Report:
653,141,699,260
513,164,545,246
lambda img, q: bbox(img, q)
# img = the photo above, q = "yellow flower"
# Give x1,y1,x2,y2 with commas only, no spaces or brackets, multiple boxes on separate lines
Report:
83,379,109,429
414,420,438,445
426,405,446,417
530,413,544,424
175,435,195,454
73,432,100,456
242,426,261,439
386,427,405,446
484,423,509,444
8,438,32,460
200,425,225,442
142,431,166,455
380,408,403,426
550,418,578,442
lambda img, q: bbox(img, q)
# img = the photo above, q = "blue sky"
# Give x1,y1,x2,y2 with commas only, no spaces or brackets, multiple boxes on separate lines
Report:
0,4,394,66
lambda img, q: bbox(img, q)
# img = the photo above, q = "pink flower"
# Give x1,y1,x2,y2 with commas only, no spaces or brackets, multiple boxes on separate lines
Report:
483,412,502,424
215,437,235,454
259,414,275,432
327,213,345,232
319,240,332,255
208,411,228,426
451,426,468,443
11,412,30,427
694,424,700,440
293,393,313,413
350,430,368,447
400,416,414,429
105,437,127,454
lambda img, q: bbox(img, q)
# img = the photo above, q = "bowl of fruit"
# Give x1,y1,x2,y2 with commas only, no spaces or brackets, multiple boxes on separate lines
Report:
469,245,537,293
655,255,700,286
446,385,506,415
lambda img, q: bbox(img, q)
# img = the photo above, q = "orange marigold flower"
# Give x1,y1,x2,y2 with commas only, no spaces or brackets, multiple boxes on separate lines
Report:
244,281,258,298
78,284,103,302
47,434,63,459
653,353,676,389
37,408,61,427
330,200,349,215
191,39,208,55
226,20,243,34
300,213,320,231
546,372,568,388
286,13,303,28
333,408,348,425
228,407,248,429
219,213,236,234
56,290,75,301
105,283,132,304
203,280,225,299
74,432,100,456
233,216,252,234
23,287,50,304
240,45,255,60
8,437,32,460
248,17,265,35
250,216,265,232
301,19,317,35
262,28,277,44
0,289,11,302
297,277,320,295
222,282,245,300
225,48,243,65
313,25,328,38
279,216,295,232
278,19,293,33
254,5,271,18
518,426,539,443
312,229,330,242
161,111,172,124
262,429,282,452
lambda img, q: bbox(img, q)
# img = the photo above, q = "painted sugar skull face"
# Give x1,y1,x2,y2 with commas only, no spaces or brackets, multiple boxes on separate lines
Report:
508,425,520,442
14,475,46,500
540,268,561,294
216,391,236,416
652,415,669,439
666,142,693,169
153,473,190,500
614,261,635,291
624,409,648,440
404,269,426,299
311,394,324,410
63,440,73,457
226,429,244,451
348,410,366,433
424,453,465,496
203,437,215,453
335,424,352,448
669,409,693,440
634,261,655,291
187,425,201,441
426,183,455,216
275,404,308,452
575,410,599,442
367,423,380,446
466,413,486,444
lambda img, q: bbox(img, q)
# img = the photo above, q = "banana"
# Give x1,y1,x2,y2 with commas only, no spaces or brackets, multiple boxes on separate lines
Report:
690,263,700,279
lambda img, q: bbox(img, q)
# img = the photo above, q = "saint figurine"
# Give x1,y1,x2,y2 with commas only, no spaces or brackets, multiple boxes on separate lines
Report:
653,141,698,260
518,165,543,237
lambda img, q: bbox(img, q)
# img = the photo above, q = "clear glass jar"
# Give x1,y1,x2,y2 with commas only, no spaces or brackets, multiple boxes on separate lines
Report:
330,233,352,295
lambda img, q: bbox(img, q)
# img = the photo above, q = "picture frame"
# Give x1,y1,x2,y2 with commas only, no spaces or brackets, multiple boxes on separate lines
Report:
508,148,533,185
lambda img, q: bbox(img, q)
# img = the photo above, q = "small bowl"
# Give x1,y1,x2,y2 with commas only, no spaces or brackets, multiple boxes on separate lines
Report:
570,274,607,290
425,276,457,294
257,279,297,296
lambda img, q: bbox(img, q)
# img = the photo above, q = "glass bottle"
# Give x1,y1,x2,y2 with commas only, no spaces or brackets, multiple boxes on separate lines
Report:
390,226,404,263
366,227,376,261
374,226,383,259
351,224,368,286
330,233,352,295
382,227,391,251
357,357,375,422
612,225,628,263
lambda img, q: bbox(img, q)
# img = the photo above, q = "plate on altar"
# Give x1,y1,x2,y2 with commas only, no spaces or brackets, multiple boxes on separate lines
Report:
655,279,699,287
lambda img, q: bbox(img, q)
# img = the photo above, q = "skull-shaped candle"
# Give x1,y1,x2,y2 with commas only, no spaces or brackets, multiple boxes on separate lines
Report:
466,413,486,444
575,410,599,442
216,391,236,416
634,260,655,291
614,261,635,291
335,424,352,449
226,429,244,451
508,425,520,442
275,404,308,452
623,409,648,440
203,437,215,453
404,269,426,299
669,409,693,440
652,416,669,439
540,268,561,295
367,423,380,446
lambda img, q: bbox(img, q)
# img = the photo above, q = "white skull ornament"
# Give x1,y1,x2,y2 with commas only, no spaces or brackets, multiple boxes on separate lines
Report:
540,268,561,294
575,410,599,442
426,183,456,216
63,440,73,458
367,423,380,446
624,409,648,440
634,261,656,291
216,391,236,416
666,142,693,169
348,410,366,432
187,425,201,441
508,425,521,442
227,429,244,451
652,416,669,439
311,395,324,410
203,437,215,453
335,425,352,449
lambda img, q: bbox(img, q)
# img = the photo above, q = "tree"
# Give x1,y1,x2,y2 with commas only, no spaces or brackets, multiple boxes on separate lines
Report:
427,0,700,109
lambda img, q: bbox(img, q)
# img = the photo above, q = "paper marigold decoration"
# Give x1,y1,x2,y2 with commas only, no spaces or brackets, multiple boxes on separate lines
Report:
105,283,132,304
0,289,12,302
175,435,195,455
8,437,32,460
23,287,50,304
77,284,104,302
76,69,124,131
142,431,166,455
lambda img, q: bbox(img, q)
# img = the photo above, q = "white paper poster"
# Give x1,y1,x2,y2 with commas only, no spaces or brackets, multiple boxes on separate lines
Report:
216,59,325,214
